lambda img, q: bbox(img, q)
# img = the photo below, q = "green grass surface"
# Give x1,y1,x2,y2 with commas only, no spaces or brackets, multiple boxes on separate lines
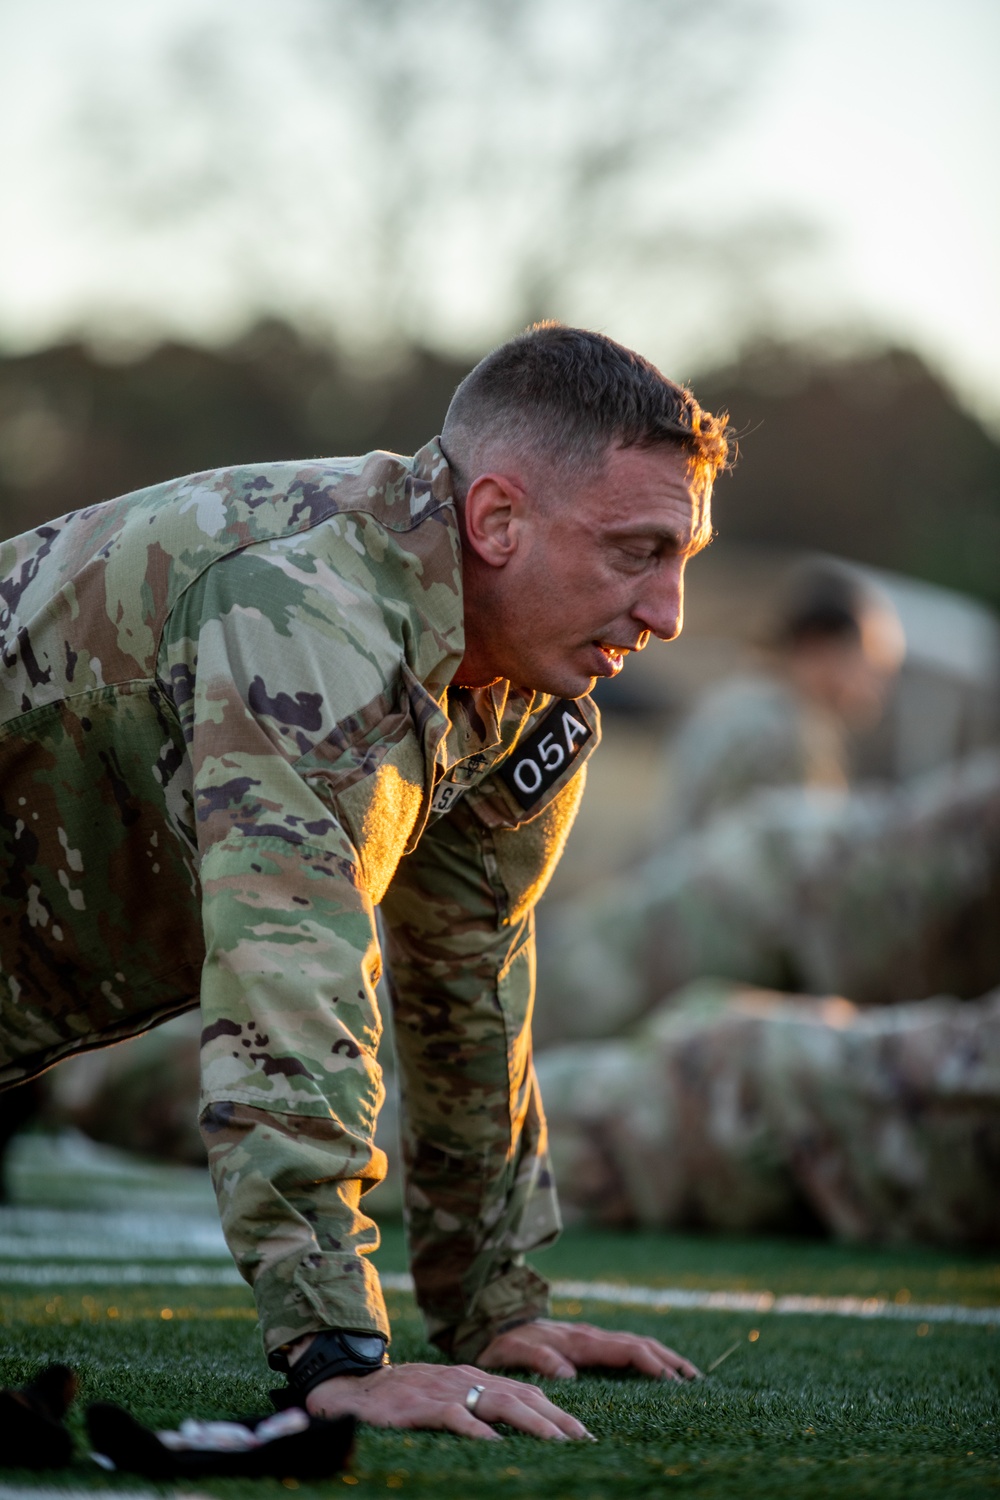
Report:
381,1218,1000,1308
1,1135,997,1498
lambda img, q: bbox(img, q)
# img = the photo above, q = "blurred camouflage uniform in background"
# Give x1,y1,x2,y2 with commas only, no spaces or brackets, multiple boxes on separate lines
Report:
0,440,600,1362
42,1011,205,1165
656,558,904,838
535,750,1000,1047
535,980,1000,1246
659,672,849,837
44,973,1000,1246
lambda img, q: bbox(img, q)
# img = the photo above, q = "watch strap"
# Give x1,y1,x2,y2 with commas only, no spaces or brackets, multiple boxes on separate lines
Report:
270,1331,389,1400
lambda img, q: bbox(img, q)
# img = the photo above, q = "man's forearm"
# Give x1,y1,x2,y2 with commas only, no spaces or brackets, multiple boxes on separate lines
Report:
380,788,579,1361
200,1100,389,1355
400,1056,559,1363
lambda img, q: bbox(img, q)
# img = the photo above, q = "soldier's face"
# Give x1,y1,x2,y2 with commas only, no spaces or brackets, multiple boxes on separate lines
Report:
499,444,710,698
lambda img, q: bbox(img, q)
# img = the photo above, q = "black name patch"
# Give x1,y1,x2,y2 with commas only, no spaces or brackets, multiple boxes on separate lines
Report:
498,700,594,810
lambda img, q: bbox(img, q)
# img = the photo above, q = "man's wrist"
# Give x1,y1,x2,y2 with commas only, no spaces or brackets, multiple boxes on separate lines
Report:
440,1265,552,1365
269,1330,389,1400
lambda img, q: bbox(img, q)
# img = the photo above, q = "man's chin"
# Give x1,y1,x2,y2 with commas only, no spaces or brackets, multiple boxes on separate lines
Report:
513,670,596,700
505,649,607,699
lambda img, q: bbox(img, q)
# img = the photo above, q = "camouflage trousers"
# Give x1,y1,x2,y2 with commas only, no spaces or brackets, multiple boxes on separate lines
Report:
535,750,1000,1047
536,980,1000,1246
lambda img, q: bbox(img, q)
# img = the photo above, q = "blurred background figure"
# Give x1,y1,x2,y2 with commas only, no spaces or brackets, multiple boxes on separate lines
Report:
536,981,1000,1246
659,558,906,836
536,746,1000,1045
39,1014,204,1167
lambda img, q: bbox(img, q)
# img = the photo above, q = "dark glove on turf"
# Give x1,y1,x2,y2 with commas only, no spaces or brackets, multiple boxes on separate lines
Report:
0,1362,76,1469
86,1400,356,1481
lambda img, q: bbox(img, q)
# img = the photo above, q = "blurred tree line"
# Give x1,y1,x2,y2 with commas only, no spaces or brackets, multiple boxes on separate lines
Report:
699,344,1000,609
3,0,778,356
0,325,997,610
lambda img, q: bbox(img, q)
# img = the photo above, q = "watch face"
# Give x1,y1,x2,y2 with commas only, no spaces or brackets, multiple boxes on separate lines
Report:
340,1334,387,1365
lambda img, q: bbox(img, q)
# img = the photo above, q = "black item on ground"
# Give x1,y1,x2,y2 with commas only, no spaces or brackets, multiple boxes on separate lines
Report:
86,1400,356,1480
0,1078,43,1202
0,1362,76,1469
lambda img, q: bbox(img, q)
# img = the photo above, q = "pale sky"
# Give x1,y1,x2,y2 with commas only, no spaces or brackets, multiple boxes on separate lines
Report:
674,0,1000,426
0,0,997,427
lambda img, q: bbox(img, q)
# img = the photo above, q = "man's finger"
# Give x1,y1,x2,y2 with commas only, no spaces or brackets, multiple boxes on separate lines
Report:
482,1334,576,1380
482,1377,592,1440
603,1341,665,1377
523,1345,578,1380
552,1323,702,1381
464,1372,592,1441
635,1334,703,1381
511,1389,591,1440
470,1389,583,1442
438,1402,504,1442
558,1325,658,1370
431,1396,573,1444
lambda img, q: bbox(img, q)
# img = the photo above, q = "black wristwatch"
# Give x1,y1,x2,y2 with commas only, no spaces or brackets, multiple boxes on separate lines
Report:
269,1330,389,1400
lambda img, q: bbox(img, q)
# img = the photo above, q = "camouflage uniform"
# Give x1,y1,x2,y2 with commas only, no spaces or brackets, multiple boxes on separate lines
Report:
537,979,1000,1246
0,440,600,1362
659,670,848,836
42,1010,206,1166
535,750,1000,1047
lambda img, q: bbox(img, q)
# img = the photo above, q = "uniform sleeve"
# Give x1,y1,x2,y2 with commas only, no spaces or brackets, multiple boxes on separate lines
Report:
160,545,432,1358
195,818,391,1356
379,767,588,1364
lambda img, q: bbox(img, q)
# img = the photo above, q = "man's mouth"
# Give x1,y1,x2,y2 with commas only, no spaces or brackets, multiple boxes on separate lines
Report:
593,642,630,675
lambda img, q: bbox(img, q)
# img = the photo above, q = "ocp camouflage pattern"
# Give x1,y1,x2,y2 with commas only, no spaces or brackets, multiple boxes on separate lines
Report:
536,749,1000,1047
537,979,1000,1245
658,670,848,837
0,438,599,1360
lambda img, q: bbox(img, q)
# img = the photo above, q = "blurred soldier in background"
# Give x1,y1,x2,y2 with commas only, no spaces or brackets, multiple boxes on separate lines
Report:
660,558,905,836
39,1012,205,1166
535,748,1000,1047
535,979,1000,1246
525,562,1000,1245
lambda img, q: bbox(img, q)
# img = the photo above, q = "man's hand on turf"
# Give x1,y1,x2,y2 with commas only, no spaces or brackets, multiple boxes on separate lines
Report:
300,1361,593,1442
478,1318,702,1382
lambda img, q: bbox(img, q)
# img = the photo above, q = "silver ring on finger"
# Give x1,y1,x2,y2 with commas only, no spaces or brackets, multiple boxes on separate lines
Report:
465,1383,486,1414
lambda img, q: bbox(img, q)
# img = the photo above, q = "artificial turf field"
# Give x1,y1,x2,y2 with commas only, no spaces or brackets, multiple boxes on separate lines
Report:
0,1134,996,1499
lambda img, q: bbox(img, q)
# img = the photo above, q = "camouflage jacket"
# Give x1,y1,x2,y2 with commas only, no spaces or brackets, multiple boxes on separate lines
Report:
660,671,847,836
0,439,600,1362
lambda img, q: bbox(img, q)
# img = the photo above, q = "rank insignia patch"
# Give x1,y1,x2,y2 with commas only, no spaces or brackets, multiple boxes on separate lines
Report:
498,700,594,810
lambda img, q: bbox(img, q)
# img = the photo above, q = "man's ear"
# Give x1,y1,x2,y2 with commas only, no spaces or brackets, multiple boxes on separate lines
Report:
462,473,525,568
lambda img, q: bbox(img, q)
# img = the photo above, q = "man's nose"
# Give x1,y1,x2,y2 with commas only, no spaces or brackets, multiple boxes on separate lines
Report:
632,565,685,642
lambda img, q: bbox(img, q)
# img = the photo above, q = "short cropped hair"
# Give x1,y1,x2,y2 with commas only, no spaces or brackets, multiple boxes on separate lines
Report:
441,322,731,500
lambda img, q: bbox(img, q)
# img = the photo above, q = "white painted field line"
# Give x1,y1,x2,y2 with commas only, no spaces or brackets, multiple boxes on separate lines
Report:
0,1206,228,1260
0,1489,212,1500
0,1263,242,1286
0,1231,229,1262
1,1261,996,1327
543,1277,1000,1328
